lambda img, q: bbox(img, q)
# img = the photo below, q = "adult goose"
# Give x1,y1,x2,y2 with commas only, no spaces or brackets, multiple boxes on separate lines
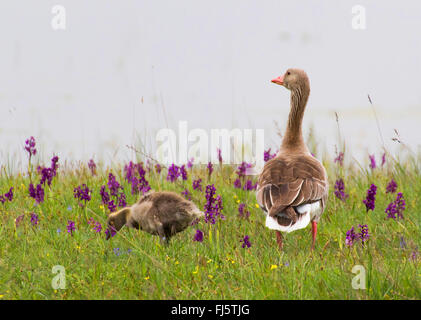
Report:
105,191,204,243
256,68,328,250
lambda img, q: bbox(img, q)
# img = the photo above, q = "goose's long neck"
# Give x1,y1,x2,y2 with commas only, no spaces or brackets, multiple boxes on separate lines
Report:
282,86,310,150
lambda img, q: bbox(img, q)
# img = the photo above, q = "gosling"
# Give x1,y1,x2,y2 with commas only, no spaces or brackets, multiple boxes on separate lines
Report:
105,191,204,243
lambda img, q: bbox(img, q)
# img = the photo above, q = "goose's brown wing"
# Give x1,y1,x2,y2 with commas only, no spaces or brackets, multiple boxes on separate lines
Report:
256,155,328,218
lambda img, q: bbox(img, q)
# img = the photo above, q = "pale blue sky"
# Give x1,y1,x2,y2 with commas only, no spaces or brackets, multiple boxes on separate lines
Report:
0,0,420,169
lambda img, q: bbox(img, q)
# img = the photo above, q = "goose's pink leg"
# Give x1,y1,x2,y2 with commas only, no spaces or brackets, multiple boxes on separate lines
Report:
311,221,317,250
276,231,283,250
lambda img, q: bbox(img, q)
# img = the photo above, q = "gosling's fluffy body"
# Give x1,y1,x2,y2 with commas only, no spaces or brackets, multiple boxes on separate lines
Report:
106,191,204,241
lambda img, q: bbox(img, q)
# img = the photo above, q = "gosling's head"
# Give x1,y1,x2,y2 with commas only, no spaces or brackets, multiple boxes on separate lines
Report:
105,207,131,240
271,68,309,92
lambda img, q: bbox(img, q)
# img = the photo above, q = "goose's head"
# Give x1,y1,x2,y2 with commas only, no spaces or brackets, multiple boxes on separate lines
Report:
105,208,130,240
271,68,309,91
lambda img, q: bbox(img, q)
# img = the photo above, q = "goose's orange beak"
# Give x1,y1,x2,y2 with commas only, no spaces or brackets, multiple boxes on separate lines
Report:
271,75,284,86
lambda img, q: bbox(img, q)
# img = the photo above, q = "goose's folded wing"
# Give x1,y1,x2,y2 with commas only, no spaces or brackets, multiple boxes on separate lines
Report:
256,156,328,215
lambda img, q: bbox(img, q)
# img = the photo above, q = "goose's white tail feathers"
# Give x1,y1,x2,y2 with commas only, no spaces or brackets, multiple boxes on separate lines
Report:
265,202,320,233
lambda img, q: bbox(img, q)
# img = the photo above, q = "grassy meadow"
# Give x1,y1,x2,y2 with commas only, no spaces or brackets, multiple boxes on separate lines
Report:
0,143,420,300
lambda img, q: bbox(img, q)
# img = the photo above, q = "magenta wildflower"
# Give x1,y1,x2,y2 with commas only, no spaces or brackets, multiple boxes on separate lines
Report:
155,163,162,173
30,213,39,226
0,187,14,204
241,235,252,248
24,136,37,157
124,161,151,195
192,178,202,191
73,184,91,205
107,200,117,212
334,152,344,166
359,224,370,246
385,192,406,220
5,187,13,201
105,225,117,239
369,154,376,169
334,179,349,201
215,195,224,219
236,162,248,178
29,183,44,203
217,148,223,164
50,156,59,174
88,218,102,233
386,179,397,194
100,185,116,212
100,173,127,211
94,222,102,233
193,229,204,242
124,161,136,182
181,189,191,200
243,179,257,191
37,156,59,187
118,192,127,207
39,167,53,186
345,226,358,246
167,164,180,182
203,184,224,224
346,224,370,247
238,203,250,219
363,184,377,212
264,148,276,162
187,158,194,169
137,163,151,194
233,178,242,189
107,173,122,197
67,220,76,236
410,249,418,262
15,214,25,227
100,185,110,204
207,162,213,177
180,165,188,181
88,159,97,175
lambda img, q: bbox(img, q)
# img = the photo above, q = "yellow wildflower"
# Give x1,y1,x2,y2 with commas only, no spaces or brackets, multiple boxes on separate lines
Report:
270,264,278,270
192,266,199,274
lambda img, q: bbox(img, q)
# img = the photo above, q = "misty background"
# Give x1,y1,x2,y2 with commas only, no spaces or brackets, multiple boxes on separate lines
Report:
1,0,420,170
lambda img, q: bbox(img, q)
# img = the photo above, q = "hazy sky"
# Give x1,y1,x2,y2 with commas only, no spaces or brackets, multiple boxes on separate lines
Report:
1,0,420,169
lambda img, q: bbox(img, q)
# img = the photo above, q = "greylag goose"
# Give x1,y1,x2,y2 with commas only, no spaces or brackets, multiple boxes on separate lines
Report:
105,191,204,243
256,68,328,250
